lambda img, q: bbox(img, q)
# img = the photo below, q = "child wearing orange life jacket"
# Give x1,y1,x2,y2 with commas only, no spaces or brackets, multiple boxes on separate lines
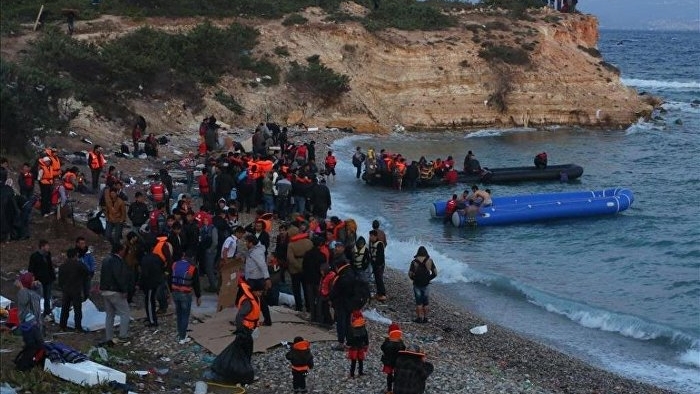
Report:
318,264,335,327
347,310,369,378
285,336,314,394
381,322,406,394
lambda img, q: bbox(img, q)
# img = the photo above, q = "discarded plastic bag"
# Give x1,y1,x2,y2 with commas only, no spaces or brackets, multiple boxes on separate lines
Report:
211,334,254,385
470,325,488,335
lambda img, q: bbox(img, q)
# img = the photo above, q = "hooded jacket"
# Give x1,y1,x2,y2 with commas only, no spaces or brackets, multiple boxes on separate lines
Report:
285,339,314,372
393,350,434,394
286,227,313,275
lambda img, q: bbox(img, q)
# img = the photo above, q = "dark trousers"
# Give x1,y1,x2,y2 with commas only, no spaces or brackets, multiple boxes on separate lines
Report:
350,359,364,376
303,281,319,320
290,273,305,312
91,168,101,191
144,287,158,325
41,282,52,316
156,282,169,311
334,305,350,344
386,373,394,392
246,278,271,324
355,165,362,179
373,264,386,297
59,291,82,330
292,370,307,391
83,274,93,302
39,183,52,215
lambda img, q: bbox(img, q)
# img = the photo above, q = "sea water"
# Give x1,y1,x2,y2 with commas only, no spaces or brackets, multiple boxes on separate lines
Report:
324,30,699,393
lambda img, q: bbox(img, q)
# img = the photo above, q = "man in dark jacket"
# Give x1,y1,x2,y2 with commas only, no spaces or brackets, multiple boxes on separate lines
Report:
0,168,19,242
302,236,325,323
140,252,165,327
393,345,434,394
329,257,354,350
28,239,54,319
128,191,150,228
404,161,420,190
58,248,89,331
99,243,130,345
309,178,332,219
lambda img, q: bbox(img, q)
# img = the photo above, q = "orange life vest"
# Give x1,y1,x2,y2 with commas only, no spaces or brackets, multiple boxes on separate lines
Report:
38,160,53,185
88,151,105,170
289,231,309,243
237,282,261,330
153,236,170,265
62,172,76,191
290,339,312,371
46,149,61,174
332,221,346,241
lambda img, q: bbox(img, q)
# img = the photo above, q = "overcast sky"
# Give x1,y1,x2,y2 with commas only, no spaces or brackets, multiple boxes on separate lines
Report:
577,0,700,30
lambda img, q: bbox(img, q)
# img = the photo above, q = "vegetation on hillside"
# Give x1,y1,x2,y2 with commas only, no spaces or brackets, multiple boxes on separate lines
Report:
0,0,552,154
287,55,351,106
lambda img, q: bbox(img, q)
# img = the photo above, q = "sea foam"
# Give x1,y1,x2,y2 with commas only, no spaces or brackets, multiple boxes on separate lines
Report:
621,78,700,90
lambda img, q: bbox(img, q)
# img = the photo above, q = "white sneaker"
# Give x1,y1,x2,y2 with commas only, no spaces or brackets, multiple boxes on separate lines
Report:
178,337,192,345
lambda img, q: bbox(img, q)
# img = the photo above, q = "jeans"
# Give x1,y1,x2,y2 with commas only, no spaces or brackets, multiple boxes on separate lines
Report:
263,194,274,214
41,283,52,316
293,195,306,215
355,165,362,179
107,222,124,246
103,292,130,340
172,291,192,340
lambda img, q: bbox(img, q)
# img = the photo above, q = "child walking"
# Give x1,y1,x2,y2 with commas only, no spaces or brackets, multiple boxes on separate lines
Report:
347,310,369,378
285,336,314,393
381,322,406,394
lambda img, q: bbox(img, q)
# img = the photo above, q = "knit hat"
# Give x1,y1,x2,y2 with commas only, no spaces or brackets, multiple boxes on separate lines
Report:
18,272,34,289
388,322,400,334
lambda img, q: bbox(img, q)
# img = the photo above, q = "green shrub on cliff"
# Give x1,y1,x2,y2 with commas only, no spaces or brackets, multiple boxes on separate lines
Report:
363,0,457,31
286,55,350,105
478,44,531,66
282,13,309,26
0,59,69,156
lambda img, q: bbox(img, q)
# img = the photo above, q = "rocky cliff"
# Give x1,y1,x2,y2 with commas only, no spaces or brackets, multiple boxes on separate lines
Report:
62,3,653,135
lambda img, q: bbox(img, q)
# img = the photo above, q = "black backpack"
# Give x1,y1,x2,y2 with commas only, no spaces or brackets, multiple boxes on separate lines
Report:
87,211,105,235
349,274,371,310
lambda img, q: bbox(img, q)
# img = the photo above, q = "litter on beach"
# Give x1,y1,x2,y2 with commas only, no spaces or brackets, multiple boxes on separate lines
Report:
470,325,488,335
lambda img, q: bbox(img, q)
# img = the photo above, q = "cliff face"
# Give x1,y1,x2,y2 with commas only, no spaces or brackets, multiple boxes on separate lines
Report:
220,6,650,132
55,4,652,135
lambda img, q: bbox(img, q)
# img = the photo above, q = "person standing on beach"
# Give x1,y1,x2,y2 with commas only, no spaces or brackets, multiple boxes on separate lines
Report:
329,257,354,350
58,248,88,332
369,230,387,302
87,145,106,192
381,322,406,394
285,336,314,394
170,249,202,344
28,239,54,321
347,310,369,378
99,243,131,345
408,246,437,323
392,345,434,394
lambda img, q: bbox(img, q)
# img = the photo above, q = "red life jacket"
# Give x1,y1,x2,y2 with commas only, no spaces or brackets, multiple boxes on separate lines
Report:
150,183,164,202
446,199,458,215
198,175,209,194
325,155,337,168
149,210,164,234
51,186,61,205
22,172,34,188
320,271,337,297
295,145,307,159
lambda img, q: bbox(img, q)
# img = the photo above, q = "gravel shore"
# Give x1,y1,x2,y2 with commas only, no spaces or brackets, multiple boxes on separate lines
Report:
238,267,672,394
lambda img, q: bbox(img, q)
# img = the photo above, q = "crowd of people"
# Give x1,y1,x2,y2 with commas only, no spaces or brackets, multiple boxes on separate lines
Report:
2,117,443,393
359,146,487,189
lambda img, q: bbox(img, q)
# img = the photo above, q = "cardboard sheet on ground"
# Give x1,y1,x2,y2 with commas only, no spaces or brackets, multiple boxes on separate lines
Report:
190,306,335,355
51,300,120,331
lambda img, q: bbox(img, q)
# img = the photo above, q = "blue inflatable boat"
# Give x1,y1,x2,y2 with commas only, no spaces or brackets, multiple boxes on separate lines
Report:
430,188,634,227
